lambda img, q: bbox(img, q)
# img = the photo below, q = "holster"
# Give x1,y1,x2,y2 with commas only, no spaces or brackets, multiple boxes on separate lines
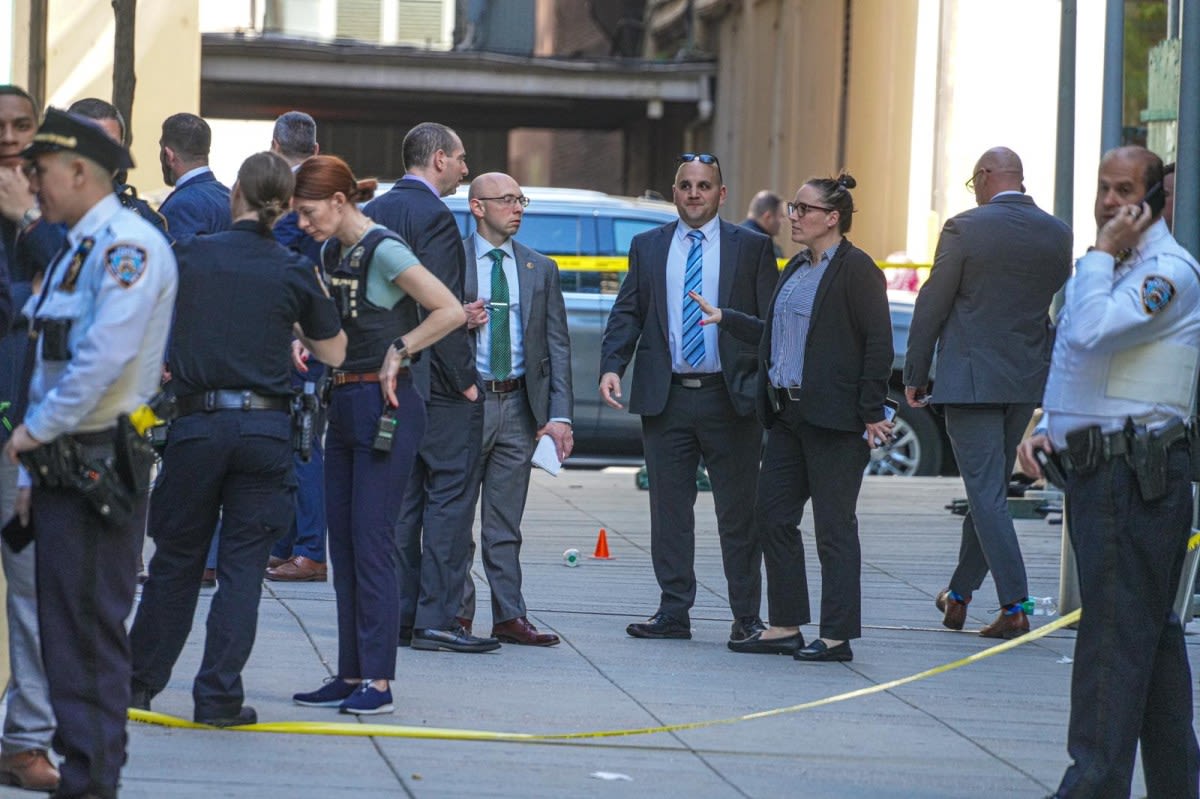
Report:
1064,426,1108,475
1130,429,1168,502
114,413,155,496
20,433,136,529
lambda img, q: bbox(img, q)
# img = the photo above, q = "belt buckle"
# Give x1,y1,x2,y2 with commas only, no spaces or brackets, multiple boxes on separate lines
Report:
681,377,701,389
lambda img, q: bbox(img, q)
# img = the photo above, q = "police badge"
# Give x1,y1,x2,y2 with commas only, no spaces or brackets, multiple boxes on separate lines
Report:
105,244,148,288
1141,275,1175,314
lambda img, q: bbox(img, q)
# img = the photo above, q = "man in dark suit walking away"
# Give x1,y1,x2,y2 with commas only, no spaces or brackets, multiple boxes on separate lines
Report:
458,172,572,646
904,146,1072,638
366,123,498,654
600,153,777,643
157,113,230,239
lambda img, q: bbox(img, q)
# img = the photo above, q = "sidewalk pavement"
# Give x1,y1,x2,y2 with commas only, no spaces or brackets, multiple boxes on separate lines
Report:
2,471,1189,798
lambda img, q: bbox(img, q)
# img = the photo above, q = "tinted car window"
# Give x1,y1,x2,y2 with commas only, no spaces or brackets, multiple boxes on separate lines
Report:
613,217,663,255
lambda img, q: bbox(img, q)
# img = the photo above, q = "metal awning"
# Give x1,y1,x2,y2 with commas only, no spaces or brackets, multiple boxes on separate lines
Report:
200,32,715,130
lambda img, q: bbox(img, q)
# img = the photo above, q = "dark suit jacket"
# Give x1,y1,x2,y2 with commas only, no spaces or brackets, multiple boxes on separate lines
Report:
600,218,778,418
364,178,476,400
723,238,893,432
158,170,231,239
464,237,573,427
740,218,783,258
903,193,1072,404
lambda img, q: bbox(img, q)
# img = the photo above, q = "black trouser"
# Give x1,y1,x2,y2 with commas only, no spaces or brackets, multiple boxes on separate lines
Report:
129,410,294,718
640,381,763,622
1055,445,1199,799
755,404,869,640
34,438,142,799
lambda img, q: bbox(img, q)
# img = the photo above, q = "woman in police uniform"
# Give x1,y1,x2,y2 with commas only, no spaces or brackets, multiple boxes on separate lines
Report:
289,155,464,715
127,152,346,727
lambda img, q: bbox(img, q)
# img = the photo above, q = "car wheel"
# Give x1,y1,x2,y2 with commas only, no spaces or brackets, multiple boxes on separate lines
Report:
866,392,943,477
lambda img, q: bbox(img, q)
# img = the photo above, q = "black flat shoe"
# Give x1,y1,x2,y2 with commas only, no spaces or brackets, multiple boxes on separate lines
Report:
729,615,767,642
195,705,257,727
794,639,853,662
728,631,803,655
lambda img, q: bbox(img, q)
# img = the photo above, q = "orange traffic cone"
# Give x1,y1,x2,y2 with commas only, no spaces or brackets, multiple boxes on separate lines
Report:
590,528,613,559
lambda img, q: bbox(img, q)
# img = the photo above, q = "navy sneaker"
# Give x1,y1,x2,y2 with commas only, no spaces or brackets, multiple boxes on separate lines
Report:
293,678,356,707
339,683,394,715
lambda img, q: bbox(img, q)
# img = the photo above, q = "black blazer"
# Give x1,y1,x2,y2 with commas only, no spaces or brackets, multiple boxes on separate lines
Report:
722,238,892,432
364,178,477,399
600,219,777,418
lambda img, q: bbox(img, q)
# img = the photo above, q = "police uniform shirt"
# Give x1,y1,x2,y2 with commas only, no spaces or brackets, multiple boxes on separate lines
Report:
1042,218,1200,448
169,220,342,397
24,193,178,442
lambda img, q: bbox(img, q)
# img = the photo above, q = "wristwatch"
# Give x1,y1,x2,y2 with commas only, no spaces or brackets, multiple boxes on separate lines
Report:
390,338,412,367
17,206,41,233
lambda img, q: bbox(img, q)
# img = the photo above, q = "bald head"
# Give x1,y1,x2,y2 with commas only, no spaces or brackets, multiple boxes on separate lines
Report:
971,147,1024,204
469,172,525,245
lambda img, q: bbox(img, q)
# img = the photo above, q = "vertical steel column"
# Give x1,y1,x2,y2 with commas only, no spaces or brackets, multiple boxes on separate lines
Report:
1101,0,1125,152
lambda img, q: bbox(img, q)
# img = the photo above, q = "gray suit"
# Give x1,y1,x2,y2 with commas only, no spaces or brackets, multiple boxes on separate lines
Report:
460,236,572,623
905,193,1071,606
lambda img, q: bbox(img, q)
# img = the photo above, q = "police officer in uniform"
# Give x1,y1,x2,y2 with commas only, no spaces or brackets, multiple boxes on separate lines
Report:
3,108,177,799
1019,146,1200,799
289,155,464,715
127,152,345,727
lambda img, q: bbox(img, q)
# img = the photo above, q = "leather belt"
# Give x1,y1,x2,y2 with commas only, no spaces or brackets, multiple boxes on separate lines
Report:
175,390,290,416
670,372,723,389
483,376,525,393
1059,420,1188,476
67,429,116,447
331,370,402,388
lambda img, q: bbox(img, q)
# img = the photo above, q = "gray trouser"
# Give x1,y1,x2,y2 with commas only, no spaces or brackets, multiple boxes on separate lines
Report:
0,455,55,753
945,403,1036,606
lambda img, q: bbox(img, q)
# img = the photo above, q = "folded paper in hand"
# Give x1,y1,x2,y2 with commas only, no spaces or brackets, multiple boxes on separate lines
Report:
531,434,562,476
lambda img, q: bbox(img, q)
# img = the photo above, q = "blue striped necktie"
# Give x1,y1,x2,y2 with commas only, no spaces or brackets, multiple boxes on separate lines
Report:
681,229,706,368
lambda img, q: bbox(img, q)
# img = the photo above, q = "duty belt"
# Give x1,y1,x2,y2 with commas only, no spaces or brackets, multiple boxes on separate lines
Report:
175,390,291,416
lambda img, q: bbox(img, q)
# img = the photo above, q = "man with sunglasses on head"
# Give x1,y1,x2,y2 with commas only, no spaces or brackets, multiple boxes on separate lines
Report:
601,152,777,643
904,146,1071,639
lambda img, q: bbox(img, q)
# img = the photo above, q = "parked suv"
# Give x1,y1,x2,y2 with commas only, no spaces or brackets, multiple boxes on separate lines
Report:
426,186,947,474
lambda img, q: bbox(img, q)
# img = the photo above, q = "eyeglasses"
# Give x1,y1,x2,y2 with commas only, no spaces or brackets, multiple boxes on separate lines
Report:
787,201,835,217
475,194,530,208
678,152,720,166
965,168,989,191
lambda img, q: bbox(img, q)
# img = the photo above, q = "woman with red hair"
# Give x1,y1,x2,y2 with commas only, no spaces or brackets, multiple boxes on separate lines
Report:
289,155,464,715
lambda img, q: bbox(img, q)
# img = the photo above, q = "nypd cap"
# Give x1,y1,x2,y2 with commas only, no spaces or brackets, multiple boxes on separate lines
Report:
21,107,135,172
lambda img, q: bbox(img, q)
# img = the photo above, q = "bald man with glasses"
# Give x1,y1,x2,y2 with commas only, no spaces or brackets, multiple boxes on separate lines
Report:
905,146,1072,638
600,153,777,643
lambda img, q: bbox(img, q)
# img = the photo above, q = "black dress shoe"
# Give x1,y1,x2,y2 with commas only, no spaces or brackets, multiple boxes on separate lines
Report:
398,626,413,647
729,615,768,642
411,625,501,653
626,612,691,639
794,639,853,662
728,631,804,655
195,705,257,728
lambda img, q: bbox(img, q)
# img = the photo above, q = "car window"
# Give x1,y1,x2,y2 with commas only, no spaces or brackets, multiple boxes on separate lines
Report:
612,217,663,255
516,214,592,256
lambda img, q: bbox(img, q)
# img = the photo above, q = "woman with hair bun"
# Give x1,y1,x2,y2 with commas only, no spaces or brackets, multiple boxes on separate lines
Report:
129,151,348,726
692,172,893,663
289,155,464,715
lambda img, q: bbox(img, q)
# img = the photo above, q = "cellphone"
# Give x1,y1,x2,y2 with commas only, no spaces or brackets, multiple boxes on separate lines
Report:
1142,181,1166,216
1034,448,1067,490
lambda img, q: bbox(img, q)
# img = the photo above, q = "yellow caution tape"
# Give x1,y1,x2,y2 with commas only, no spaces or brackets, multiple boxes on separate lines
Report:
129,608,1080,742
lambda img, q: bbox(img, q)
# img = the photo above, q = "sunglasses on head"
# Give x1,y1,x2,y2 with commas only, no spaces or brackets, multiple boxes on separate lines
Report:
678,152,719,166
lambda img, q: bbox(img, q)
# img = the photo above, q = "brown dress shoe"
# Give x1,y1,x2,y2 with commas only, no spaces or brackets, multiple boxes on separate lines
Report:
492,616,560,646
266,555,328,582
267,555,288,569
0,748,60,791
935,589,969,630
980,609,1030,639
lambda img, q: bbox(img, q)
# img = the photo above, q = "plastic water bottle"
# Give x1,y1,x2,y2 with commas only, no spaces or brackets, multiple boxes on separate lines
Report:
1029,596,1058,616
